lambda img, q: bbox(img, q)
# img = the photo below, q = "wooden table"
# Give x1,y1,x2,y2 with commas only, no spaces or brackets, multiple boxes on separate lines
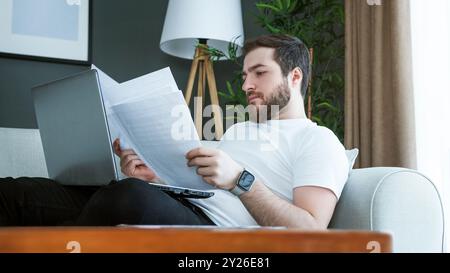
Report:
0,227,392,253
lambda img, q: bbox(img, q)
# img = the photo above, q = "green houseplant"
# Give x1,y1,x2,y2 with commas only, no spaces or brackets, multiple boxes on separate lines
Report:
203,0,345,142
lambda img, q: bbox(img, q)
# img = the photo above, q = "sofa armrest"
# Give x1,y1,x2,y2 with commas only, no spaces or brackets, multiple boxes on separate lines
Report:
329,167,445,253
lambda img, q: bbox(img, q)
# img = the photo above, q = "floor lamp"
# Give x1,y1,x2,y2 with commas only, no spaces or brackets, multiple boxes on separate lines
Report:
160,0,244,140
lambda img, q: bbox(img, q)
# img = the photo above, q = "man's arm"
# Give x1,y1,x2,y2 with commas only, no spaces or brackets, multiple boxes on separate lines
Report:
240,180,337,229
186,147,338,229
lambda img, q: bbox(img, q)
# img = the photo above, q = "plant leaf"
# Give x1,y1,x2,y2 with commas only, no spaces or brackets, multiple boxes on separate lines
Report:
255,3,281,12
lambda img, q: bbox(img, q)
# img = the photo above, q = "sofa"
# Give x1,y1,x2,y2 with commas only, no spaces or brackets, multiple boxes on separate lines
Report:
0,127,445,252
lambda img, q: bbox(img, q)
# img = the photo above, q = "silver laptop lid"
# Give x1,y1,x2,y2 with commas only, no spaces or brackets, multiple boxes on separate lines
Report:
32,69,119,185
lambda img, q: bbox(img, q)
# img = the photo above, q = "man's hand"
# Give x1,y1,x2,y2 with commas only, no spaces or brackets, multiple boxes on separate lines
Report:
113,138,158,182
186,147,244,190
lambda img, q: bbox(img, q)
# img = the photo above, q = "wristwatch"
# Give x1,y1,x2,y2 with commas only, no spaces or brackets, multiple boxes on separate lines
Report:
230,169,255,196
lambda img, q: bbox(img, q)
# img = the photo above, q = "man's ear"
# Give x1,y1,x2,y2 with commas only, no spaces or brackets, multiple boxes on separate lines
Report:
290,67,303,87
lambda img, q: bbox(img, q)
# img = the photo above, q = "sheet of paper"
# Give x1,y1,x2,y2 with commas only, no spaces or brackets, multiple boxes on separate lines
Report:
105,67,178,106
91,64,131,150
91,64,118,92
97,66,179,151
111,90,213,190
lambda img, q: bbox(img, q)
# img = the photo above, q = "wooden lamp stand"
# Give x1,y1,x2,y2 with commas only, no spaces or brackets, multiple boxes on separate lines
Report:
184,40,224,140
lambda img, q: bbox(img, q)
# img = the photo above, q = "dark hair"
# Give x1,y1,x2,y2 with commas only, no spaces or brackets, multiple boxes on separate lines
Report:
243,34,311,99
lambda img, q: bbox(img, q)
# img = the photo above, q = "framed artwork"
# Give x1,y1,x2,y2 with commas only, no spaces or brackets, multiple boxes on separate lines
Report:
0,0,91,64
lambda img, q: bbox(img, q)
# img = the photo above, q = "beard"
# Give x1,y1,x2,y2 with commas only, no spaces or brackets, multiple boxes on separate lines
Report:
247,80,291,123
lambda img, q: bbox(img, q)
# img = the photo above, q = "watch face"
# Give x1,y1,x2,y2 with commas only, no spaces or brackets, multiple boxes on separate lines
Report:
238,171,255,190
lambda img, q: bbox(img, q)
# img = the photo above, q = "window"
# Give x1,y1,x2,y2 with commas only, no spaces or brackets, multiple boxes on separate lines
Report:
411,0,450,251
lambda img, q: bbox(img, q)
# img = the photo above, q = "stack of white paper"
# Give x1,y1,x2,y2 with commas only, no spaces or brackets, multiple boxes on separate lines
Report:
93,65,214,191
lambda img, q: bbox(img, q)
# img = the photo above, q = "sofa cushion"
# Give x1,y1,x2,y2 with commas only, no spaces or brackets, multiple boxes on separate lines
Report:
345,148,359,172
0,127,48,178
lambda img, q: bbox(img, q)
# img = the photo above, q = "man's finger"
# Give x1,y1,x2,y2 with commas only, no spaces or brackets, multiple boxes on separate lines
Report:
187,156,215,167
196,167,216,176
113,138,121,156
186,147,217,159
202,176,215,185
120,149,138,159
120,154,140,169
122,158,141,174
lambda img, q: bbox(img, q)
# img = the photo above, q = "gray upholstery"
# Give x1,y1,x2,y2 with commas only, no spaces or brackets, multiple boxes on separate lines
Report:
329,167,445,253
0,128,445,252
0,127,48,178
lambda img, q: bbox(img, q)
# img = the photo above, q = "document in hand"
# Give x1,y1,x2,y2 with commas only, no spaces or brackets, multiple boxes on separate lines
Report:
93,65,215,191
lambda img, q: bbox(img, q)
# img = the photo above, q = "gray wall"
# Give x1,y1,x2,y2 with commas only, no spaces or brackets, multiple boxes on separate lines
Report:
0,0,266,129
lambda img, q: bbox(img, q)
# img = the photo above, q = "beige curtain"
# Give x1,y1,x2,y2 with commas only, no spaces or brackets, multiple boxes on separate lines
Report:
345,0,416,169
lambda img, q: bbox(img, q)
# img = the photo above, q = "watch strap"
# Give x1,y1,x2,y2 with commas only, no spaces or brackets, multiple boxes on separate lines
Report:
230,184,246,196
230,169,254,197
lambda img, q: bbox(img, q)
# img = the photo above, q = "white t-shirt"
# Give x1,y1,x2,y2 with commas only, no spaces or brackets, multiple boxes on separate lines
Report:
189,118,349,227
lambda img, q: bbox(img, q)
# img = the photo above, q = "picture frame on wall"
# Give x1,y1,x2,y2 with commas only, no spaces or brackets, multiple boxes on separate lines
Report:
0,0,91,65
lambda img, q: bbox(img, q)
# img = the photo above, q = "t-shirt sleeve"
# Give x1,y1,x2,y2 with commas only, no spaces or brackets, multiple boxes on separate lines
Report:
292,127,349,199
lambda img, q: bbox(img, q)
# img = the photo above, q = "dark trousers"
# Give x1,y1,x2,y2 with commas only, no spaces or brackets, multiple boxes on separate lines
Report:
0,177,214,226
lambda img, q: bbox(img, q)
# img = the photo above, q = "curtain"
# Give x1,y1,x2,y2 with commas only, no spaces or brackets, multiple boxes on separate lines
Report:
344,0,416,169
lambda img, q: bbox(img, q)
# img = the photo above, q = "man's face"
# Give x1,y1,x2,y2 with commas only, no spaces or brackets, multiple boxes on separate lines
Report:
242,47,291,121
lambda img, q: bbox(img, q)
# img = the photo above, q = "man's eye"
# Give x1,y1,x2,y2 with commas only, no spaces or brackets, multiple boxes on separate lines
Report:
256,71,266,76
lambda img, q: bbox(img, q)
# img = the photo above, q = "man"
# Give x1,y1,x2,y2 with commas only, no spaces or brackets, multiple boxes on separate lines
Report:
0,34,348,228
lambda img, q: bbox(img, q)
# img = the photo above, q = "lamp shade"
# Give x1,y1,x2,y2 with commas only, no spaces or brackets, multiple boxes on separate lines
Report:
160,0,244,60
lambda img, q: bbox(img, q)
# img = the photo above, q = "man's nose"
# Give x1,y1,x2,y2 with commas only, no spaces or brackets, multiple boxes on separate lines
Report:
242,77,255,93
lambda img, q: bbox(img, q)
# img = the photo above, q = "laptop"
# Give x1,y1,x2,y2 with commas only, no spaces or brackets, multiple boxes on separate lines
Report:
31,69,214,199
